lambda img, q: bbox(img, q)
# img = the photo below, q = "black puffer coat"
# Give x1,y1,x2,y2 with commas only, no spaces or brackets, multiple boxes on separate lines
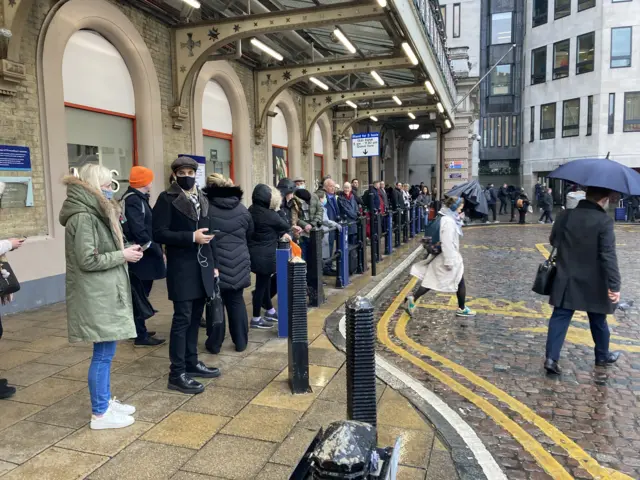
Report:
205,185,253,291
248,184,291,276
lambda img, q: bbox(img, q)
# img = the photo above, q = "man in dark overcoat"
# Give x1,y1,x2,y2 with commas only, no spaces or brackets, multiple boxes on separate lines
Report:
544,187,621,374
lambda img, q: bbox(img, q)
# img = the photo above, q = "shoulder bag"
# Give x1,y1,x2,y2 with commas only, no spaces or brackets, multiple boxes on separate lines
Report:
0,255,20,298
532,212,568,296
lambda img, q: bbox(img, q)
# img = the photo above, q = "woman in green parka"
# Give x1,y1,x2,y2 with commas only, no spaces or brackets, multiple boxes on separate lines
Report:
60,163,144,431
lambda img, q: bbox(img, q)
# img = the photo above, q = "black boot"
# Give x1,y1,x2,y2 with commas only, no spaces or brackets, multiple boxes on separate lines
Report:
167,373,204,394
0,379,16,399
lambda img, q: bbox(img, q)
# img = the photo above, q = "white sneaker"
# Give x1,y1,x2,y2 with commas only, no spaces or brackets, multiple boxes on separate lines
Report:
109,397,136,416
90,408,135,430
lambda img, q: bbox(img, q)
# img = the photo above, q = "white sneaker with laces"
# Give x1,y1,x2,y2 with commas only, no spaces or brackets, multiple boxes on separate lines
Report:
90,408,135,430
109,397,136,416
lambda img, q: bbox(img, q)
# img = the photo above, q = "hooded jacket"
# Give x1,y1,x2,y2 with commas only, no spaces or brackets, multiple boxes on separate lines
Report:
248,184,291,275
59,176,136,343
204,184,253,290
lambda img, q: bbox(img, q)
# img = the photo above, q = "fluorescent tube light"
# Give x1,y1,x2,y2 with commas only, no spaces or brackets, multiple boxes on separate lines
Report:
444,119,452,129
333,28,357,54
346,100,358,109
370,71,385,86
437,102,444,113
250,38,283,61
424,80,435,95
408,112,416,119
370,116,378,121
182,0,201,8
402,42,419,65
309,76,329,91
392,95,402,105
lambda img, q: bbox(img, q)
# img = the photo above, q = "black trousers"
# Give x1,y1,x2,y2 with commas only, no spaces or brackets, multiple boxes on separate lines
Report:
510,202,516,222
499,199,508,214
131,275,154,340
206,288,249,353
488,204,497,221
539,210,554,223
545,308,609,362
170,298,206,376
519,210,527,224
253,273,273,318
0,314,3,340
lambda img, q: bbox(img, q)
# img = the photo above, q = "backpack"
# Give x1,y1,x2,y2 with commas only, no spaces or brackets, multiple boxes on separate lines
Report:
422,214,443,255
516,198,524,209
484,189,492,202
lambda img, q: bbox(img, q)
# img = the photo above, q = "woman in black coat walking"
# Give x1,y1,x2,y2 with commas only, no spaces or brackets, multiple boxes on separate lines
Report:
248,184,291,329
204,174,254,353
152,156,220,395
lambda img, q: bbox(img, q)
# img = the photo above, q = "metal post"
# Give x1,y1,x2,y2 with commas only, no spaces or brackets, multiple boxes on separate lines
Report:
345,296,377,428
403,208,409,243
394,210,401,247
336,221,349,288
357,216,367,274
375,210,382,262
288,257,312,394
308,227,325,307
369,202,377,278
276,240,291,338
386,212,393,255
410,204,415,238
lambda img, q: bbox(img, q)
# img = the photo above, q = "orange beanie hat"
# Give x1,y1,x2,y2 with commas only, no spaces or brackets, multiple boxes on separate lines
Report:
129,166,154,189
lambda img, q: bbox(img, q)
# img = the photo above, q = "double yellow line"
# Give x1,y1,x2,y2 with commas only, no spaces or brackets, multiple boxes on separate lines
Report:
377,277,633,480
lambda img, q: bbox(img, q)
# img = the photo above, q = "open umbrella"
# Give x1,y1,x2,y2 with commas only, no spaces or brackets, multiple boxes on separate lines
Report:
446,180,488,215
547,156,640,195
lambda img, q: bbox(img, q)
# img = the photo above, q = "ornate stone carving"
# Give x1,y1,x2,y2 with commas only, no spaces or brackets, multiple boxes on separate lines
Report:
254,126,266,145
170,105,189,130
0,59,25,96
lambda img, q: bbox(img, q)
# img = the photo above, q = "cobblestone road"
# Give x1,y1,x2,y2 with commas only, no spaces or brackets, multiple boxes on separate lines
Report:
376,224,640,480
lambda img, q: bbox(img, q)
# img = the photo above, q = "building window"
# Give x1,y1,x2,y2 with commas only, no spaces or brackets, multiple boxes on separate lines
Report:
578,0,595,11
562,98,580,137
505,116,510,147
497,116,503,146
490,117,495,146
531,46,547,84
205,132,234,180
482,118,488,147
611,27,632,68
576,32,595,74
541,103,556,139
314,154,324,184
554,0,570,19
530,106,535,142
491,64,512,95
587,95,593,135
553,39,570,79
623,92,640,132
440,5,446,30
608,93,615,134
491,12,512,45
533,0,548,27
453,3,461,38
272,145,288,185
512,116,518,145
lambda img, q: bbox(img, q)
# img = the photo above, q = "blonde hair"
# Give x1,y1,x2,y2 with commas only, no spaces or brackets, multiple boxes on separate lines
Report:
206,173,233,188
79,164,112,191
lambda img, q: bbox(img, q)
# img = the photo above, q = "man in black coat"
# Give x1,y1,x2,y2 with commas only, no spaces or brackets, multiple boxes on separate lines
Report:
121,166,166,347
379,181,390,211
484,184,498,223
390,182,405,211
153,156,220,394
544,187,621,375
538,187,554,224
498,183,509,215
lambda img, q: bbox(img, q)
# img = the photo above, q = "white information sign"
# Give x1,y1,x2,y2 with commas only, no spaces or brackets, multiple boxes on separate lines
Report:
351,133,380,158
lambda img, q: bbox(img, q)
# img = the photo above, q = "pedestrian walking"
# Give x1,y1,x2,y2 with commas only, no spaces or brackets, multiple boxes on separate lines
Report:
484,184,498,223
60,164,141,429
517,188,530,224
153,156,221,395
404,196,476,318
248,184,291,329
121,166,166,347
203,174,253,353
538,187,554,224
498,183,509,215
543,187,621,374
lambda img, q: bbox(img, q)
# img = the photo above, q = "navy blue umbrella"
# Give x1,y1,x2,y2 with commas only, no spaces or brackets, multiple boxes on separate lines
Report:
446,180,488,215
547,157,640,195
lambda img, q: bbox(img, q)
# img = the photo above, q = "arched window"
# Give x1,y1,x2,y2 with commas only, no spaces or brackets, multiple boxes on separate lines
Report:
313,123,324,188
202,80,234,180
341,140,349,183
63,30,135,193
272,106,289,186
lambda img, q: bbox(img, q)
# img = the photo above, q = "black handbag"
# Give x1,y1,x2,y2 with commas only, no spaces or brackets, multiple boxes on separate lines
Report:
205,278,224,337
532,247,557,295
0,258,20,297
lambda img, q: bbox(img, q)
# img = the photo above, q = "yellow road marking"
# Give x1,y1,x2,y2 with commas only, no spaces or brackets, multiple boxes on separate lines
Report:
380,277,633,479
520,327,640,353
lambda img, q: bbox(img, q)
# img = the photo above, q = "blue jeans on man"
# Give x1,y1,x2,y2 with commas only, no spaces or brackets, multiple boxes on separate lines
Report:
88,341,117,415
545,307,609,362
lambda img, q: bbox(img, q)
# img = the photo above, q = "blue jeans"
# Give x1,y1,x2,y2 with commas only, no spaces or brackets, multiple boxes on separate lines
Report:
545,307,609,362
300,237,310,262
88,341,117,415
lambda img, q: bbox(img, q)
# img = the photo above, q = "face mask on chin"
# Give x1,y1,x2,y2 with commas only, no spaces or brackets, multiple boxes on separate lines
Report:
176,176,196,192
102,189,114,201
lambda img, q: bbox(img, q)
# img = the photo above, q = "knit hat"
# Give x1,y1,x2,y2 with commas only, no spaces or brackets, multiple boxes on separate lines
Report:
129,166,154,189
171,156,199,173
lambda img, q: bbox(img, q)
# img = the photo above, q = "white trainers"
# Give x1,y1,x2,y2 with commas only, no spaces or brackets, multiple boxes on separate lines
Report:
90,408,135,430
109,397,136,415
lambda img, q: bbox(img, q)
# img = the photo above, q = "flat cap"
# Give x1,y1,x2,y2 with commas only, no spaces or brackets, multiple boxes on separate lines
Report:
293,176,306,183
171,156,199,172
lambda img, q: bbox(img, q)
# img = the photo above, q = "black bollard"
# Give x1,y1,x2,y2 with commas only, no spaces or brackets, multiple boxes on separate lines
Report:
307,227,324,307
288,256,312,394
357,215,367,274
345,296,377,428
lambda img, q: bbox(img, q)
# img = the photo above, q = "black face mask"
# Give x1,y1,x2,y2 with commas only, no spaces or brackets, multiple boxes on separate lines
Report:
176,176,196,191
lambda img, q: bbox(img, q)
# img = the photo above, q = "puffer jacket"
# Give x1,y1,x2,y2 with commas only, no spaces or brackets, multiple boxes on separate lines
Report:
204,185,253,291
59,176,136,343
248,184,291,275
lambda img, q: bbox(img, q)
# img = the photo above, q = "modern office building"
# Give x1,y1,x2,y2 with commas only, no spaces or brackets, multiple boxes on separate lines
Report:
522,0,640,200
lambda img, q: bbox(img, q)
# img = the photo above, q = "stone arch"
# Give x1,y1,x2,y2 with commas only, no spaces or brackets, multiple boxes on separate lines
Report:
192,60,252,194
314,112,334,180
29,0,163,282
269,89,302,181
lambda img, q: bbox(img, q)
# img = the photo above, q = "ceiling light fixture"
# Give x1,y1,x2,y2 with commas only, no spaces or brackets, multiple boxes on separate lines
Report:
392,95,402,105
309,76,330,91
421,133,431,139
444,119,452,129
333,28,357,54
402,42,419,65
370,70,385,86
377,0,387,7
346,100,358,109
408,112,416,119
436,102,444,113
409,124,419,130
250,38,283,61
424,80,435,95
370,116,378,122
182,0,201,8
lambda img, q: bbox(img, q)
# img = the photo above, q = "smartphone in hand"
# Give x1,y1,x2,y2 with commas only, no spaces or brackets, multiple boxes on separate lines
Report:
141,241,152,251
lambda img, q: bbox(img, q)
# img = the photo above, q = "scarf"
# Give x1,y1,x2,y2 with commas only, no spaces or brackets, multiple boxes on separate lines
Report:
439,206,464,237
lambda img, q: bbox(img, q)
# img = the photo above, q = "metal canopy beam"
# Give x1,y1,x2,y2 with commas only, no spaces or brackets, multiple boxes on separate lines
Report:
333,104,437,144
255,54,413,143
302,84,426,145
171,0,386,127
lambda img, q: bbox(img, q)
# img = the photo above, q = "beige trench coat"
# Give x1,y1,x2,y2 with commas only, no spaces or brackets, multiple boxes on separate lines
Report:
410,214,464,292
